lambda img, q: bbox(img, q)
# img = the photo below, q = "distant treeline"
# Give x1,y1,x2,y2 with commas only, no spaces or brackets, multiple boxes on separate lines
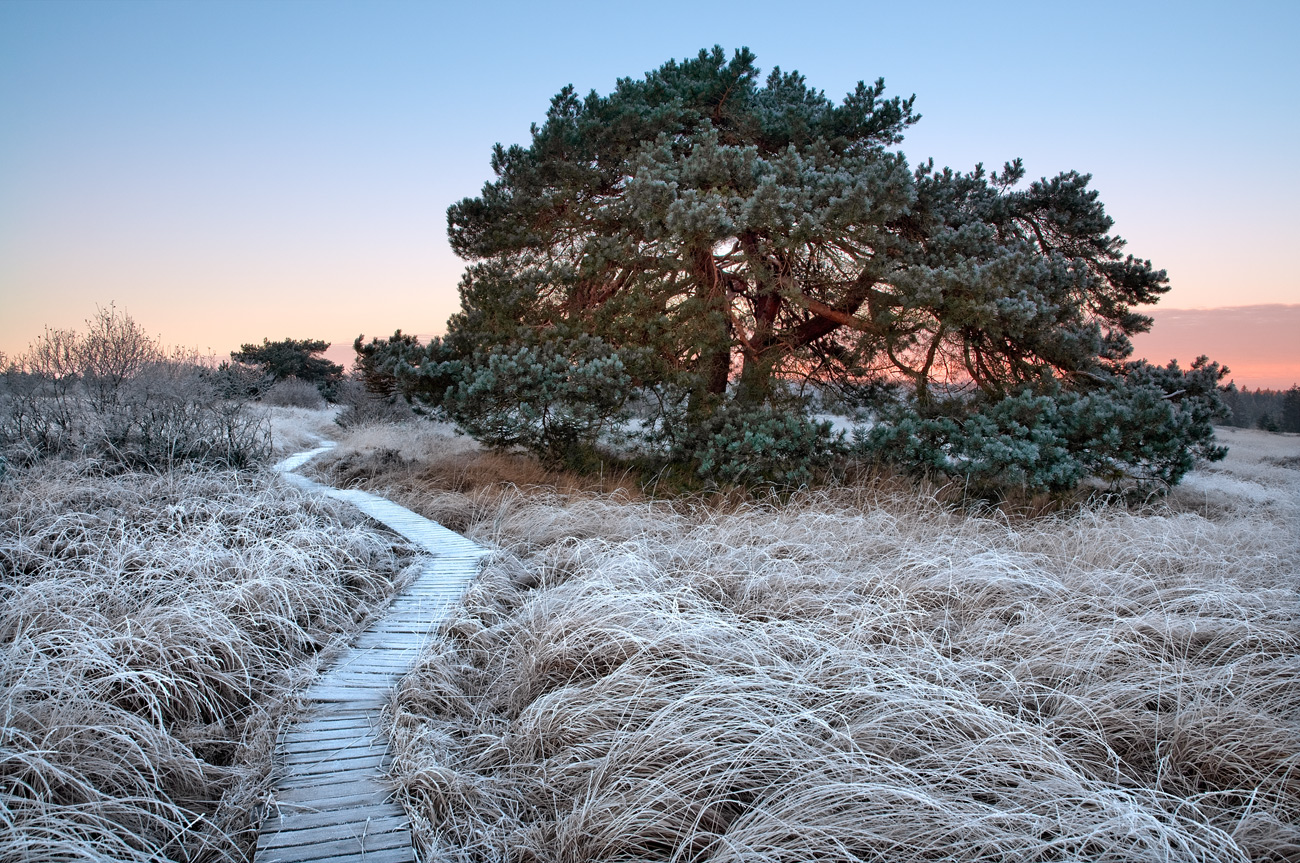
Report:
1220,385,1300,432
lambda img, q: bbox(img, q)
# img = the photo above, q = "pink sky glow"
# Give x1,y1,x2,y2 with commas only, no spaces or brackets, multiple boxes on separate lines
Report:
1132,305,1299,391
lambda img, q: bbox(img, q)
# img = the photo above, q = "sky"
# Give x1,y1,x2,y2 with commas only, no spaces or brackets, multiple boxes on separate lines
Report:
1,0,1297,387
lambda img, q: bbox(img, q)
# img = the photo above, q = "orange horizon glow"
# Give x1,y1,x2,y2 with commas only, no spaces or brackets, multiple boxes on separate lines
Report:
1129,305,1300,391
6,301,1295,394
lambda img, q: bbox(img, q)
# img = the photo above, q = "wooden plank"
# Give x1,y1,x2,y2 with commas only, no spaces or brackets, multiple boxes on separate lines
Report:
282,747,387,768
343,626,428,639
273,778,389,802
316,671,402,684
259,842,416,863
367,610,441,620
278,763,389,784
302,684,391,698
301,704,387,717
258,841,407,863
339,648,422,659
286,712,379,728
364,621,437,630
279,740,384,759
350,636,420,650
278,753,384,779
317,667,406,678
259,821,410,854
269,792,393,814
261,444,488,862
256,831,414,863
302,689,390,704
280,748,387,769
346,631,429,641
282,727,382,748
280,729,376,745
273,762,389,788
282,722,378,738
257,803,409,834
314,678,401,691
316,668,399,679
264,788,394,811
301,697,390,710
302,680,392,691
258,814,408,849
260,811,408,839
323,650,399,662
281,733,380,751
261,827,413,857
324,664,412,674
313,675,402,685
336,647,422,657
280,726,381,744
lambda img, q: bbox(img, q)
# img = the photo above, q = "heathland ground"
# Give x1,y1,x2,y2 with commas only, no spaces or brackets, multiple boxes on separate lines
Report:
3,409,1297,862
304,422,1300,863
0,406,420,862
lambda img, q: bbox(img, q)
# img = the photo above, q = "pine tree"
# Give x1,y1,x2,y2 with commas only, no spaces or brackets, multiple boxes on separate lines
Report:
368,47,1228,489
1281,386,1300,433
231,338,344,400
443,47,1168,413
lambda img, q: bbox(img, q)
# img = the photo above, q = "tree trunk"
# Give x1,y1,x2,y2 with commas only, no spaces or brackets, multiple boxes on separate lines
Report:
734,236,783,406
688,246,734,410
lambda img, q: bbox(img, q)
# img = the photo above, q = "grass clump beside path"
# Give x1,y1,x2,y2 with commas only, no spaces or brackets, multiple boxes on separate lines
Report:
316,423,1300,863
1,457,419,862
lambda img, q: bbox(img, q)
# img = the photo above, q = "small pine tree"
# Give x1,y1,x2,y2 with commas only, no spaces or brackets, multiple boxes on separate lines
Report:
1257,412,1281,432
1282,386,1300,433
231,338,344,401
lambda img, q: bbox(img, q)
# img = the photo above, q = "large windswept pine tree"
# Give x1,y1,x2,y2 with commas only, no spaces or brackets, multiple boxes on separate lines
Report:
364,47,1226,489
444,46,1167,405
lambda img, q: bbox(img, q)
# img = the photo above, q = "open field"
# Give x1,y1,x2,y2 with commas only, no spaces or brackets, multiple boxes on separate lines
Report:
4,410,1296,862
0,444,420,862
313,424,1300,862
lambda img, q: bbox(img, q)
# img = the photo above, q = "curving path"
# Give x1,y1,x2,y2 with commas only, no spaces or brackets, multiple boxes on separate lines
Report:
256,443,487,863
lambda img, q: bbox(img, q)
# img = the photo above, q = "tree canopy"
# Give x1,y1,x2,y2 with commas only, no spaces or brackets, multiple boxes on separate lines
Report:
364,47,1227,491
444,46,1166,408
231,338,343,399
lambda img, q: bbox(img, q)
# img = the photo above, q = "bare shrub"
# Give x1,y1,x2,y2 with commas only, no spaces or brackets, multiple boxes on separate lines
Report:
0,460,420,861
360,426,1299,862
0,307,269,470
332,378,416,429
260,376,327,409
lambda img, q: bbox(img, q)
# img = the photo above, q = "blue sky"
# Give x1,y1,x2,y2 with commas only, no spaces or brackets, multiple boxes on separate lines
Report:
1,0,1296,365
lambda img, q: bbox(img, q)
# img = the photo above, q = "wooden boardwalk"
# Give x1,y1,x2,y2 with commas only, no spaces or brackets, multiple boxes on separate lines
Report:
257,444,486,863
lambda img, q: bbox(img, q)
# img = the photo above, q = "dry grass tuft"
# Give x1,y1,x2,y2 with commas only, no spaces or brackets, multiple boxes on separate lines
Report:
309,422,643,534
1,459,419,862
319,424,1300,862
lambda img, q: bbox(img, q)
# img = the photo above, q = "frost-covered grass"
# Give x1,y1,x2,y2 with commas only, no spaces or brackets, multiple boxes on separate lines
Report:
0,457,418,862
317,423,1300,862
260,404,342,457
